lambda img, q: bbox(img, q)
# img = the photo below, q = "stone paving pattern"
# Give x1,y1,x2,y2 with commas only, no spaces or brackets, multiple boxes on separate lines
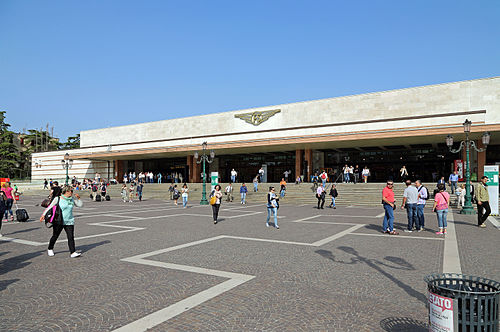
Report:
0,194,497,331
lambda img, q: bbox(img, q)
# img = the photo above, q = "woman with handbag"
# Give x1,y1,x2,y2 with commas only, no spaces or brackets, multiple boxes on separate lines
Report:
266,186,279,229
433,184,450,235
0,190,7,237
181,184,189,208
2,182,15,222
210,184,223,224
173,185,180,205
40,185,83,257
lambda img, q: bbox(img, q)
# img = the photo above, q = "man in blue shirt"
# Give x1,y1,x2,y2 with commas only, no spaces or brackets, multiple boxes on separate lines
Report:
449,171,459,194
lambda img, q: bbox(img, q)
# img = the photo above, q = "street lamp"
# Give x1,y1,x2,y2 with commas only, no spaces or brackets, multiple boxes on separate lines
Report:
446,119,490,214
61,153,73,185
194,141,215,205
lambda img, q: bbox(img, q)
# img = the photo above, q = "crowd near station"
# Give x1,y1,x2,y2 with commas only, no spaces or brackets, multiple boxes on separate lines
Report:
0,162,494,259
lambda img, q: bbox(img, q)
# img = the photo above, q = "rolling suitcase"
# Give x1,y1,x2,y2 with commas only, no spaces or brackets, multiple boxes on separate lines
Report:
105,195,110,201
15,203,29,222
95,194,101,202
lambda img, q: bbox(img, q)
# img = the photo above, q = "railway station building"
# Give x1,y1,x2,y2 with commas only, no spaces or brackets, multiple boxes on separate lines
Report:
32,77,500,183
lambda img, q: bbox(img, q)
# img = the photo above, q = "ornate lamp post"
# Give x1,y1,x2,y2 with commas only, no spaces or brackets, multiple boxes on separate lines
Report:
194,142,215,205
446,119,490,214
60,153,73,185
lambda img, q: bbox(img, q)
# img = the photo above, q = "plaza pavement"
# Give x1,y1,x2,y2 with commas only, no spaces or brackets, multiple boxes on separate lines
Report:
0,194,498,331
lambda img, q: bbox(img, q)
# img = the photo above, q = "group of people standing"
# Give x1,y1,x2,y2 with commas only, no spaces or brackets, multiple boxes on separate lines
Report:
343,165,371,184
381,175,492,235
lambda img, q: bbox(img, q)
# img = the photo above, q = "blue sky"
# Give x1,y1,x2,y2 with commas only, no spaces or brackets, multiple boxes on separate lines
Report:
0,0,499,141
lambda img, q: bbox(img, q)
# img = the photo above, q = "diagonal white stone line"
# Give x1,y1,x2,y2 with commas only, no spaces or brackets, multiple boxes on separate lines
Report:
224,235,313,247
442,211,462,274
0,237,45,246
350,233,444,241
487,216,500,229
287,215,321,223
376,212,385,217
310,225,365,246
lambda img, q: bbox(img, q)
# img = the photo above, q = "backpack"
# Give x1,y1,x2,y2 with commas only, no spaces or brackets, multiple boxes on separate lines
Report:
321,173,326,179
418,186,430,200
44,197,63,228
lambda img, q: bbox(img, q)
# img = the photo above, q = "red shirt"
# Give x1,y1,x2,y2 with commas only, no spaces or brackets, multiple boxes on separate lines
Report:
2,187,13,199
382,186,394,203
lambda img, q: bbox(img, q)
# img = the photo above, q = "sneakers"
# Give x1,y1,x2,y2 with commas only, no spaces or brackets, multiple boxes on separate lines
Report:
404,229,413,233
214,220,217,224
417,229,423,232
435,231,444,235
266,223,270,227
0,233,3,237
47,250,54,256
276,226,279,229
443,229,447,234
70,252,81,258
479,224,487,228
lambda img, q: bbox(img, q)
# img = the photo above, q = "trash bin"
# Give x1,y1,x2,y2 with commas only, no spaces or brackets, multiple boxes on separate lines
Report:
424,273,500,331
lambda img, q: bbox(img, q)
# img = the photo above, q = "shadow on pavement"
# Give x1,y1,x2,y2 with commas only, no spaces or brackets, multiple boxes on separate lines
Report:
0,279,20,292
316,247,427,304
0,251,42,276
78,240,111,253
379,316,428,331
7,227,40,236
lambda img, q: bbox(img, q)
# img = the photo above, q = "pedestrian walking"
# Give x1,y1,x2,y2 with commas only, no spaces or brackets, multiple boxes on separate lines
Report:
320,171,328,186
40,185,82,258
173,185,180,205
382,181,398,235
157,172,162,184
284,170,291,182
181,183,189,208
128,183,135,202
137,182,144,201
1,182,14,222
448,171,459,194
329,184,338,209
456,183,466,207
279,178,286,198
401,180,419,232
120,184,127,202
316,183,325,209
415,180,429,231
230,169,237,183
0,190,6,237
433,184,450,235
253,176,259,192
343,165,350,183
400,166,409,182
240,182,248,204
258,167,265,182
354,165,360,184
210,184,222,224
362,166,370,183
168,183,174,200
476,176,491,228
43,178,49,189
225,183,233,202
266,186,279,229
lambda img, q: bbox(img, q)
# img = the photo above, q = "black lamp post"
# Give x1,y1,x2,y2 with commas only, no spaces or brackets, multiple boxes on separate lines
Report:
446,119,490,214
194,142,215,205
61,153,73,185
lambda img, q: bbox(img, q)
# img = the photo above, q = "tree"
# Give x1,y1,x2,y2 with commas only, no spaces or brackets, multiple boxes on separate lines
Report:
59,134,80,150
0,111,19,178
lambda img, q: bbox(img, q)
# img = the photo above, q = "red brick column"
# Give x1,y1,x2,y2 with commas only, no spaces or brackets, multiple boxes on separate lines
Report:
304,149,312,181
295,149,303,180
115,160,124,183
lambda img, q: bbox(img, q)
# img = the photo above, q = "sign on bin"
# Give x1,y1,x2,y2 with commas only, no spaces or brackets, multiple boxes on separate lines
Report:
428,292,457,331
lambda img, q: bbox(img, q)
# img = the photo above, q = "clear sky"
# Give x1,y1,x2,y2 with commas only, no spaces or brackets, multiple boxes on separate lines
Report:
1,0,499,142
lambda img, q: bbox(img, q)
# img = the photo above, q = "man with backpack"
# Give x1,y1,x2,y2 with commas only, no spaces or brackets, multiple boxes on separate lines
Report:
415,180,428,231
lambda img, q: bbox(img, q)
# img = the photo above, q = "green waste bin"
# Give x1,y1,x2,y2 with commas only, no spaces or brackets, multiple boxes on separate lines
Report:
424,273,500,331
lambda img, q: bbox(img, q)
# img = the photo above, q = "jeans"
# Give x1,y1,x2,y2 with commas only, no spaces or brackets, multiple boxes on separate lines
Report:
322,179,326,186
266,207,278,227
330,197,336,207
231,175,236,183
382,203,394,232
48,224,76,253
212,204,220,221
436,209,448,228
182,195,188,207
344,173,349,183
4,198,13,219
241,192,246,204
158,178,161,184
406,203,418,230
254,183,258,192
417,204,425,228
477,201,491,226
450,181,457,194
280,189,285,198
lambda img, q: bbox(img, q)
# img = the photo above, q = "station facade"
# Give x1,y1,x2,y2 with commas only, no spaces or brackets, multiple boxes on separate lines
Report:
32,77,500,183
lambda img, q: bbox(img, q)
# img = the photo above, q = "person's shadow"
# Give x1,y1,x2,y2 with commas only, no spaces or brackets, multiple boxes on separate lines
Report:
77,240,111,253
316,247,427,304
0,251,42,276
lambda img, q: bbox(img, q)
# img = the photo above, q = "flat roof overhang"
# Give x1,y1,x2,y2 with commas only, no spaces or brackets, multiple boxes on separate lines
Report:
71,122,500,161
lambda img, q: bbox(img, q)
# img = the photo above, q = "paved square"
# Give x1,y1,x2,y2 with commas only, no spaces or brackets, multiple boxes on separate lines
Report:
1,195,498,331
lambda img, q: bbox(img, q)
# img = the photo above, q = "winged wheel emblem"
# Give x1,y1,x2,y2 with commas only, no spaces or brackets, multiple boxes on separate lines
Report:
234,109,281,126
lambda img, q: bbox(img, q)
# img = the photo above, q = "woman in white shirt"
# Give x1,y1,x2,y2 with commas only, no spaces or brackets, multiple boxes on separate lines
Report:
210,185,223,224
181,184,189,208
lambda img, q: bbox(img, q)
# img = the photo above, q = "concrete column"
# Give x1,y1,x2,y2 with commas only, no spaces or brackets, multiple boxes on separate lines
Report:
295,149,303,180
477,140,486,179
304,149,313,181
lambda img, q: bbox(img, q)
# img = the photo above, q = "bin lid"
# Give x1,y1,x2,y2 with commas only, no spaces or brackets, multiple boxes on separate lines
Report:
424,273,500,295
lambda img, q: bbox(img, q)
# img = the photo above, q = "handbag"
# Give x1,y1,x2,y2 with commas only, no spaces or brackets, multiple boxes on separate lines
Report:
210,195,217,205
41,198,51,208
44,197,63,228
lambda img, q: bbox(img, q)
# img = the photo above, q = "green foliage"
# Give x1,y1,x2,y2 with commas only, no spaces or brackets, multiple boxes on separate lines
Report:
59,134,80,150
0,111,20,178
